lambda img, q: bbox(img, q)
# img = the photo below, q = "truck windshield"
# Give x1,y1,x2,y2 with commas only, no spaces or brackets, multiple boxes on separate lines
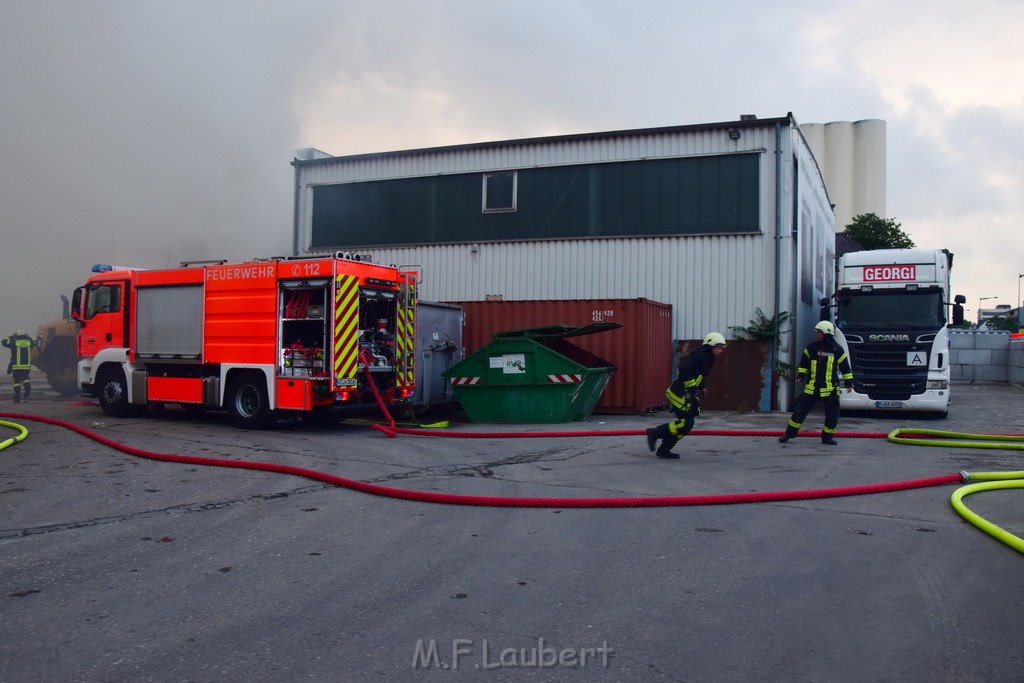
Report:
836,290,945,330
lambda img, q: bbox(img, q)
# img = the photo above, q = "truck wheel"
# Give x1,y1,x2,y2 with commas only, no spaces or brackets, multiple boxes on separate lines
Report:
43,336,80,396
96,366,131,418
227,373,275,429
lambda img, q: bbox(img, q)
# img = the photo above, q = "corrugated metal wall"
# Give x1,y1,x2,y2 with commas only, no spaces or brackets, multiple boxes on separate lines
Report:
294,124,783,343
295,126,781,251
452,299,672,414
366,235,769,342
297,127,780,184
291,118,833,410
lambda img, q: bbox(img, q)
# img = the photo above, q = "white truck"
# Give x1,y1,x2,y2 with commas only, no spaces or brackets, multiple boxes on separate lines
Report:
824,248,965,417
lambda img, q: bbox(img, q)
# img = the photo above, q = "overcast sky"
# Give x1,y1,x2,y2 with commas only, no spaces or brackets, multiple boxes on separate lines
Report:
2,0,1022,334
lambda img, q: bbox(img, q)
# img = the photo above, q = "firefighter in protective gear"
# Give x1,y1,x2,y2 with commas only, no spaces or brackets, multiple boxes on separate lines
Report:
3,329,38,403
779,321,853,446
646,332,727,459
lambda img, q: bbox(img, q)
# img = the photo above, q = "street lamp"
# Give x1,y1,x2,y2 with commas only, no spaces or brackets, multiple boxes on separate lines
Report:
1018,274,1024,327
978,296,997,328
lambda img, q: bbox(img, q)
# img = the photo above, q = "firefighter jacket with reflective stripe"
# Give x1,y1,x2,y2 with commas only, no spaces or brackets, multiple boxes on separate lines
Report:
3,334,37,371
798,338,853,397
666,344,717,410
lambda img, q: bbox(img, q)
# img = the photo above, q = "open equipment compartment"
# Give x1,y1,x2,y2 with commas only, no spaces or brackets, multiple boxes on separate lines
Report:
279,279,328,378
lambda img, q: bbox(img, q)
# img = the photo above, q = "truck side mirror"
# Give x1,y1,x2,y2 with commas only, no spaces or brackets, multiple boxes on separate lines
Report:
70,287,83,321
819,297,831,322
951,294,966,327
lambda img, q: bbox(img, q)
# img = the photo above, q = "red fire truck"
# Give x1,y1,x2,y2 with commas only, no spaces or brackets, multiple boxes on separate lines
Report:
71,254,418,428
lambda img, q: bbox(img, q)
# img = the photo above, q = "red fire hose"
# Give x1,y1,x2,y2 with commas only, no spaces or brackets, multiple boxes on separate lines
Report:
0,411,964,508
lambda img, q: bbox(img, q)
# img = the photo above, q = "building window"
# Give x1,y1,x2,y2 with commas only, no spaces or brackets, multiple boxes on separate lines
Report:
483,172,517,213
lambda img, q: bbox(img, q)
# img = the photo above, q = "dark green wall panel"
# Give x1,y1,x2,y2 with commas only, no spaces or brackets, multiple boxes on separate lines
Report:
310,153,760,248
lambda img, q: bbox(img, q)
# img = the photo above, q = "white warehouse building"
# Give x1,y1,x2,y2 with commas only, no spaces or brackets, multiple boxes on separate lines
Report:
291,113,841,410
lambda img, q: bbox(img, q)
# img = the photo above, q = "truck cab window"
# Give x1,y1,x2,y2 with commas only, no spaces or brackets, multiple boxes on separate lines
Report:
85,284,121,319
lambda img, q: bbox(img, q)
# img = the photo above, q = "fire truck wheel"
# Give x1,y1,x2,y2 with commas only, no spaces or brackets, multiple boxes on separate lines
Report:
226,373,275,429
96,366,131,418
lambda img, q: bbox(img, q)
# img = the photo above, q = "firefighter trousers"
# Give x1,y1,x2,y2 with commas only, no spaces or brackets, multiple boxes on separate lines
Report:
784,392,840,439
651,402,700,453
11,369,31,400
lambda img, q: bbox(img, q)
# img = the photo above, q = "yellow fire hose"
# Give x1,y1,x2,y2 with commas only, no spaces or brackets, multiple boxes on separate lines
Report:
0,419,29,451
887,428,1024,451
888,428,1024,554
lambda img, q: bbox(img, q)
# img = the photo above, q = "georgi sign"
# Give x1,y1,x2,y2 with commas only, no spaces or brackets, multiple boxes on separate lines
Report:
863,265,917,282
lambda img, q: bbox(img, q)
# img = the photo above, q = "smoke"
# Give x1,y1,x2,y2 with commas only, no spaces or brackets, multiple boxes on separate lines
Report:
0,1,343,331
4,0,1022,337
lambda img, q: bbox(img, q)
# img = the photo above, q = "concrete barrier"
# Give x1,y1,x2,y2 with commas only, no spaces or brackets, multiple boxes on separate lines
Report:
950,330,1011,384
1010,336,1024,387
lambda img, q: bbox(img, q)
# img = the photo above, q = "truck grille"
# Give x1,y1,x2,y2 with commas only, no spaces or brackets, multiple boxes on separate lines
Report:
846,342,928,401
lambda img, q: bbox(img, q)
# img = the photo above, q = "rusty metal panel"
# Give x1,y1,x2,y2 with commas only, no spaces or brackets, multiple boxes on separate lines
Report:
451,298,673,414
672,339,768,412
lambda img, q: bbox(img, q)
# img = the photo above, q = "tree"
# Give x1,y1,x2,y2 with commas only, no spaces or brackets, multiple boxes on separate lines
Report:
984,314,1020,333
842,213,915,250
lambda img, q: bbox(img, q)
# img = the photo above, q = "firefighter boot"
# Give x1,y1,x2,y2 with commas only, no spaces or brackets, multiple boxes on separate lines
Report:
779,426,798,444
22,381,30,400
656,434,680,459
821,434,838,446
647,424,672,453
645,428,659,452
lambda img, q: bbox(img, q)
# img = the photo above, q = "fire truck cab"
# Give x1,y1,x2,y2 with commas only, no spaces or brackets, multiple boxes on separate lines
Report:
71,255,417,428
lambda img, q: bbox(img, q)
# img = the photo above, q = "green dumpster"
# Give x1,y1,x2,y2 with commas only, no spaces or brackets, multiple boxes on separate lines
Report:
443,323,620,423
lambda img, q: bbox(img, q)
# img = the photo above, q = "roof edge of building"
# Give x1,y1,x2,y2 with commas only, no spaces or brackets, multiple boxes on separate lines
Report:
292,114,796,166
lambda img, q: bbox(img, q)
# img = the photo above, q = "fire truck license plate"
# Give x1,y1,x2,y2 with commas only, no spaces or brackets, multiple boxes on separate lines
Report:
875,401,904,408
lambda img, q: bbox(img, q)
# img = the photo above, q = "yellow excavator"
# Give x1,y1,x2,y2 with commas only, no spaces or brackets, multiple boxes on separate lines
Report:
33,295,80,396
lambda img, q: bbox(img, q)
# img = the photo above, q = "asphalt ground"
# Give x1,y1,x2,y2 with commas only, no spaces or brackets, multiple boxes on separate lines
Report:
1,371,1022,682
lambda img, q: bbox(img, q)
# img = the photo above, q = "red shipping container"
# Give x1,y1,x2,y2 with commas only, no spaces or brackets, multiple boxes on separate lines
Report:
449,299,673,414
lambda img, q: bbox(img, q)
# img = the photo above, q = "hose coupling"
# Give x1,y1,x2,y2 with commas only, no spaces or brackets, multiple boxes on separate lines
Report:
959,471,971,482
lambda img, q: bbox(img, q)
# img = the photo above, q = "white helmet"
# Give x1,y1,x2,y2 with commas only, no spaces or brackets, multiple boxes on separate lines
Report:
15,329,26,336
814,321,835,335
703,331,727,347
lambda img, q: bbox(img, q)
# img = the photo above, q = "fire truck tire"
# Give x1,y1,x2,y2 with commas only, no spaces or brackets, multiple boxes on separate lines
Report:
226,373,275,429
96,366,131,418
